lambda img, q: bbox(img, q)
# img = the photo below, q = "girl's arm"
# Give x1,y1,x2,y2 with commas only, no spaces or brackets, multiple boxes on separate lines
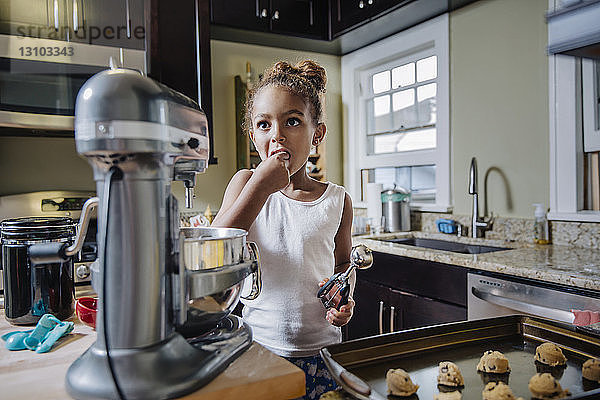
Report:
212,154,290,231
334,192,354,275
211,169,262,231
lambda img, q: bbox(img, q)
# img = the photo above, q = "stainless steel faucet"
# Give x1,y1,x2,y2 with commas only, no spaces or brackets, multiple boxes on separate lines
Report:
468,157,493,238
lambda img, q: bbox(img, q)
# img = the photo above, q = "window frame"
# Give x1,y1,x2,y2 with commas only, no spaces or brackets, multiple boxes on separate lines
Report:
342,14,450,211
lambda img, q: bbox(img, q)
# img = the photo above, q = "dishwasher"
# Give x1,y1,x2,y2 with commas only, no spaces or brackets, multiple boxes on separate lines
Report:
468,272,600,324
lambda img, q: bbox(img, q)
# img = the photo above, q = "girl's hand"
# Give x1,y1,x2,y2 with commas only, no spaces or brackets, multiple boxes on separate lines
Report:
326,298,354,327
251,153,290,194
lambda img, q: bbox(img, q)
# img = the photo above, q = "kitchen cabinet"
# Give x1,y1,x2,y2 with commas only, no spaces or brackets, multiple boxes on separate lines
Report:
149,0,217,164
210,0,328,40
547,0,600,60
70,0,145,49
0,0,50,37
344,251,467,340
329,0,411,38
0,0,144,49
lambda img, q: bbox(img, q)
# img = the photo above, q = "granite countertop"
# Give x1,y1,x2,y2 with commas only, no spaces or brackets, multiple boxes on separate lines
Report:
353,231,600,291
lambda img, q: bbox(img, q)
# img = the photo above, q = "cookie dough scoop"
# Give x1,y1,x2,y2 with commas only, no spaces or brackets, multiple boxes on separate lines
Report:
319,389,348,399
437,361,464,387
528,372,570,399
477,350,511,374
386,368,419,396
534,342,567,366
582,358,600,383
482,382,524,400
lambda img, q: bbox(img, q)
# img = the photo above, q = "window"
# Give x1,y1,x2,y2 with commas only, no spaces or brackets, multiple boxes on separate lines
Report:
342,15,450,211
548,48,600,221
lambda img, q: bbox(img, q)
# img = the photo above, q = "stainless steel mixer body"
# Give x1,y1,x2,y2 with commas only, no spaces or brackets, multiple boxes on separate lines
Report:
65,68,259,399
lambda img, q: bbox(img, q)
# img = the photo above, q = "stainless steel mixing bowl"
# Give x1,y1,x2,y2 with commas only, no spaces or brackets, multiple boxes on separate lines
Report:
177,227,261,337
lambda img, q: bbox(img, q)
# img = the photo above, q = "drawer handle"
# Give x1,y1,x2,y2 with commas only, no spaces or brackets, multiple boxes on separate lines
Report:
471,287,574,323
378,301,384,335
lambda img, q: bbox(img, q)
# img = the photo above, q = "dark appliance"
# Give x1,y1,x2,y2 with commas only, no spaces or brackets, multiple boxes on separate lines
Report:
0,191,98,308
0,33,145,134
1,216,76,324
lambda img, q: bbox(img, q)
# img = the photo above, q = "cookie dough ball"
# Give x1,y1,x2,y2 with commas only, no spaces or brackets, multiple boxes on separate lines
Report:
582,358,600,383
386,368,419,396
528,373,570,399
437,361,464,387
477,350,511,374
434,391,462,400
319,389,347,400
482,382,524,400
534,342,567,366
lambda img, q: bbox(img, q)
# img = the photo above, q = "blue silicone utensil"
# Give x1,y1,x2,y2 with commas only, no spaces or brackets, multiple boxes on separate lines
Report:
1,330,34,351
23,314,60,350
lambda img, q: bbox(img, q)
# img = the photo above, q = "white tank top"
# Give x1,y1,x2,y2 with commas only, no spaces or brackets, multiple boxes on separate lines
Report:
241,182,347,357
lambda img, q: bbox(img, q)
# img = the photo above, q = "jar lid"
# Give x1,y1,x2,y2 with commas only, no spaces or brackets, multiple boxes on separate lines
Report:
1,217,76,241
381,186,410,202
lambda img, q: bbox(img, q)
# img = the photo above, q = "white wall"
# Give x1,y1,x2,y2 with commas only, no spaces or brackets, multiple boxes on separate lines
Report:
449,0,549,218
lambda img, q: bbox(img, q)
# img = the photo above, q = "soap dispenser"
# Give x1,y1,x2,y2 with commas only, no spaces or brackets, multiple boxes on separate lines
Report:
533,203,550,244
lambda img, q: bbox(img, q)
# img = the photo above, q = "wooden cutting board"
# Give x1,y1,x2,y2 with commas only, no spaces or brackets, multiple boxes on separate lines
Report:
0,310,305,399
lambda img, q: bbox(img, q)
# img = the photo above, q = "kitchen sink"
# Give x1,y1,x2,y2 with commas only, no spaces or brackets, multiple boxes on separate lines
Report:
380,237,511,254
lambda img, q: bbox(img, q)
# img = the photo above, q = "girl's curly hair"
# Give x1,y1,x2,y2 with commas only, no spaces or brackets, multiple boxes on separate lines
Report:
243,60,327,134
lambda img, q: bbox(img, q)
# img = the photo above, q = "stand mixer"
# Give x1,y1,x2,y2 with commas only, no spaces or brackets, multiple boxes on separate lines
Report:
46,68,262,399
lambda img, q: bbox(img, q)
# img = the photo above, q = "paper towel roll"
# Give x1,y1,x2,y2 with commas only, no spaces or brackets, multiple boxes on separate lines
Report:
366,183,383,230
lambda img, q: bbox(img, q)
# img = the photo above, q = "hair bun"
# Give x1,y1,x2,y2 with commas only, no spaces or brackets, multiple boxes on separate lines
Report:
270,60,327,94
296,60,327,94
271,61,296,76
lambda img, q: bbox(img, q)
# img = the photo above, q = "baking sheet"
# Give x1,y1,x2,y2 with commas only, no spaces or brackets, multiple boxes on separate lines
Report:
323,316,600,399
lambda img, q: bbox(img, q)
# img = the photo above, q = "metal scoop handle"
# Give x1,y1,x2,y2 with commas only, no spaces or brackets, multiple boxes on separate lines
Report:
317,244,373,310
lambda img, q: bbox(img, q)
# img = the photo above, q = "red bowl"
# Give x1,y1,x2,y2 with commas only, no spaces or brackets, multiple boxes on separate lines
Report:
76,296,97,330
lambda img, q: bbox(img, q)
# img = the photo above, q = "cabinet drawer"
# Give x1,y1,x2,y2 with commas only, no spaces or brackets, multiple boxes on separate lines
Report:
396,289,467,330
358,251,467,307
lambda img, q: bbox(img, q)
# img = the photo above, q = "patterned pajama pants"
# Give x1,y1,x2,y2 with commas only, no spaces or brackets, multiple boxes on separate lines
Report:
285,354,339,400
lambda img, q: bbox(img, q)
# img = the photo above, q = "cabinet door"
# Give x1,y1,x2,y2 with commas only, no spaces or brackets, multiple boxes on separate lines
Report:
270,0,326,39
330,0,371,37
330,0,410,38
396,289,467,330
0,0,57,38
346,279,388,340
211,0,269,32
71,0,144,49
360,251,468,307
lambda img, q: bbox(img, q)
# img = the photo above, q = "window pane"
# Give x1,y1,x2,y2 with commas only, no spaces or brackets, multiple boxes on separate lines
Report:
391,63,415,88
370,127,436,154
372,70,390,94
416,56,437,82
411,165,436,190
367,95,392,134
392,89,415,111
361,165,436,203
417,83,436,102
373,95,390,116
392,89,418,130
418,83,437,125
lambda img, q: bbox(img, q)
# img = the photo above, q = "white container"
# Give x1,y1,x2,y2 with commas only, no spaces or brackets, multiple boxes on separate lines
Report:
366,183,383,232
533,203,550,244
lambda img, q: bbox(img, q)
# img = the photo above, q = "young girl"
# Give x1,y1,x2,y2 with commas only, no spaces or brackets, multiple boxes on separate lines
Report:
212,60,354,399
